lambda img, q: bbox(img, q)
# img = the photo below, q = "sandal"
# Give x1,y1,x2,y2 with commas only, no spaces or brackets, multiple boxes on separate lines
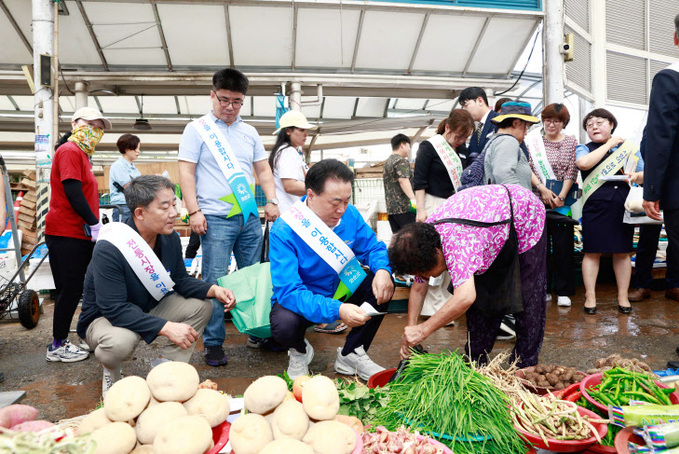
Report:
314,320,348,334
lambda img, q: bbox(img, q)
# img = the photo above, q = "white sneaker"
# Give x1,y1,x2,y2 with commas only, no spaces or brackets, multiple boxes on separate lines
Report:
287,339,314,380
557,296,572,307
545,294,553,302
102,366,122,398
334,346,384,381
46,340,89,363
76,337,91,352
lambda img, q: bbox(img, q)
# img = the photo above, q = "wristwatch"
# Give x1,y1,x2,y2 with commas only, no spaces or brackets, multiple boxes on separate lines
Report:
558,196,565,201
267,198,279,206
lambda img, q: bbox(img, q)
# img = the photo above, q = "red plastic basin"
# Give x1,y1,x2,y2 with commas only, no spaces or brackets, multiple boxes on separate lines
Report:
367,368,396,388
514,405,608,452
580,372,679,414
206,421,230,454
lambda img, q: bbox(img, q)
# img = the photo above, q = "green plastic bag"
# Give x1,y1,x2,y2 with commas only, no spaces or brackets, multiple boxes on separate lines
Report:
217,261,273,339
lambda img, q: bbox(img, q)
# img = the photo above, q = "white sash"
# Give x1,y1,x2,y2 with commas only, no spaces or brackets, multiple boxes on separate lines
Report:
427,134,463,191
99,223,175,301
525,131,556,184
282,201,355,273
669,62,679,73
192,114,245,182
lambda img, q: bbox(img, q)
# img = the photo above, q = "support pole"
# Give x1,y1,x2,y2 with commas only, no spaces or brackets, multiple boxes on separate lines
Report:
32,0,54,241
543,0,565,104
289,82,302,111
74,81,89,109
590,0,607,106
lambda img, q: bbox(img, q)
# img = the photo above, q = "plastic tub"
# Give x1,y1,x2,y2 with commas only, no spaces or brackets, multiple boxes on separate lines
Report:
367,368,396,388
580,372,679,414
514,405,608,452
206,421,230,454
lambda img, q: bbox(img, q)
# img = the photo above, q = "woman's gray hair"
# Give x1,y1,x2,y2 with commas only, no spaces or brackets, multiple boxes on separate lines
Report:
124,175,175,213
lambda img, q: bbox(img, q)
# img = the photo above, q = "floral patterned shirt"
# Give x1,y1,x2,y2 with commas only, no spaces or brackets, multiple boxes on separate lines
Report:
527,135,579,182
422,184,545,289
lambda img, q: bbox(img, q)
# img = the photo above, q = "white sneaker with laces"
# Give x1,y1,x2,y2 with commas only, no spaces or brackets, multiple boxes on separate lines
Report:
557,296,572,307
102,366,122,397
545,293,553,302
46,340,89,363
287,339,314,380
334,346,385,381
76,337,91,352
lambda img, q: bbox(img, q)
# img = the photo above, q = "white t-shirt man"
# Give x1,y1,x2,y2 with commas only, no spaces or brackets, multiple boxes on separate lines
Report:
272,145,308,214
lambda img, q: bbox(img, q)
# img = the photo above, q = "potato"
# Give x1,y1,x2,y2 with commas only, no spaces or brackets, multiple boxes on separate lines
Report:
135,401,188,445
302,376,339,421
260,439,314,454
271,400,309,440
103,376,151,422
230,413,274,454
545,373,559,386
146,361,199,402
183,389,230,428
303,420,356,454
243,376,288,415
153,415,212,454
130,446,154,454
77,408,112,435
91,422,137,454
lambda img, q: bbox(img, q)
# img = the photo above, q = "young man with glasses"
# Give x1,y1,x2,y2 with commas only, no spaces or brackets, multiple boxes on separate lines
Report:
178,68,280,367
459,87,499,164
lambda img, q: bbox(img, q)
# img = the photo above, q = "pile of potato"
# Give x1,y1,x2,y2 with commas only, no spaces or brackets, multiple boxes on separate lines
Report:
520,364,586,390
231,375,359,454
585,354,656,376
76,361,229,454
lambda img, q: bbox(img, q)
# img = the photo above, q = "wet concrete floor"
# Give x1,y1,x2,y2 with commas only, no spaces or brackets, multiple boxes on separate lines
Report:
1,281,678,424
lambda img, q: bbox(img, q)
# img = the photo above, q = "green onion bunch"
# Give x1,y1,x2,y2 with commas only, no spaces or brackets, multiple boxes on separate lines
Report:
371,351,527,454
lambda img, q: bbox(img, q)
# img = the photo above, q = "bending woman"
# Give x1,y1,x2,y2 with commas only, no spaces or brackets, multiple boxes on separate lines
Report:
389,184,547,367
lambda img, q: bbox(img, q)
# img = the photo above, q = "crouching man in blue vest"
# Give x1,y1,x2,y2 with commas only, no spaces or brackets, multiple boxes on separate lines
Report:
269,159,395,380
77,175,235,396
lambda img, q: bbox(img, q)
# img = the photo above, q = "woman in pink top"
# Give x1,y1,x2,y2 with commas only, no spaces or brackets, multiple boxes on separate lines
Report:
389,184,547,367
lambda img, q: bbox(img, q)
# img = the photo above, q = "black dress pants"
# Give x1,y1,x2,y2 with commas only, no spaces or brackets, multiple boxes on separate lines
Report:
664,209,679,289
546,218,575,296
631,224,663,289
46,235,94,340
270,270,390,356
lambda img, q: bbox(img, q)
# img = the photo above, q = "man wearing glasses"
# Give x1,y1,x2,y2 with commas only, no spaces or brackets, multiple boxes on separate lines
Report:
178,68,280,367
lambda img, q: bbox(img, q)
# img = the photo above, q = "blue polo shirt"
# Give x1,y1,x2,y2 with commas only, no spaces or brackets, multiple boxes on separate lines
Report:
178,112,267,216
109,156,141,205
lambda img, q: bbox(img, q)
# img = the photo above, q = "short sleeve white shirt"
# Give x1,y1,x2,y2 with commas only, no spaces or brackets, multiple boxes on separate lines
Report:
273,145,308,214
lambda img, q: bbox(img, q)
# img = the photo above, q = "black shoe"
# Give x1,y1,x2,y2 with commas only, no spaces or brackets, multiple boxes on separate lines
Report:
584,306,597,315
618,304,632,314
676,345,679,355
668,360,679,369
0,372,4,383
204,346,228,367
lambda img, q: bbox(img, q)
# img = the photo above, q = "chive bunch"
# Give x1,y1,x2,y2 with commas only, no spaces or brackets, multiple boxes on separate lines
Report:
371,351,527,454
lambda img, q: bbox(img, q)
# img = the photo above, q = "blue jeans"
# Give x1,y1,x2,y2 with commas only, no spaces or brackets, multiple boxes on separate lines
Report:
201,213,263,347
111,205,131,223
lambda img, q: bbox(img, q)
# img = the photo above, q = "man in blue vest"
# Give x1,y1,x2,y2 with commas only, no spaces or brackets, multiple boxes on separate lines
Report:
269,159,394,380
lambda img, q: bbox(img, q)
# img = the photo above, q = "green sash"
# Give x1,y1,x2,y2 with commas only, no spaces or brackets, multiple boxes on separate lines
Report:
581,140,637,206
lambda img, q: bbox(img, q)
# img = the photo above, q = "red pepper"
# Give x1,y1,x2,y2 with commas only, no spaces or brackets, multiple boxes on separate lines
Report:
565,391,583,402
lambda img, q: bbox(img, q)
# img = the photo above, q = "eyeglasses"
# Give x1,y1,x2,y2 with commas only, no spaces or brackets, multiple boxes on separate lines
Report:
543,119,563,125
586,119,607,129
212,91,244,108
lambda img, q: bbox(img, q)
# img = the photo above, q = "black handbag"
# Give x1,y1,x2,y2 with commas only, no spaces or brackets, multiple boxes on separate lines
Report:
433,185,523,317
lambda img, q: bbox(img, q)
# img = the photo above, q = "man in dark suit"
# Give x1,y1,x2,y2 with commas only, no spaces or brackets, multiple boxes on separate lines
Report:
459,87,499,163
642,14,679,309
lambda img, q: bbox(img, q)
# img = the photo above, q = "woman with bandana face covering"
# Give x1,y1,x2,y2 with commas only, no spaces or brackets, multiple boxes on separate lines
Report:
45,107,112,363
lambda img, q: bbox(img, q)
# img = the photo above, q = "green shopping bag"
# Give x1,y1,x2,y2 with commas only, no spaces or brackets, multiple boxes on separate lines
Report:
216,223,272,339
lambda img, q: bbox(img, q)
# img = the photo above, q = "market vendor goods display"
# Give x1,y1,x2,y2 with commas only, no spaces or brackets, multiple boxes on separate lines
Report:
517,364,586,392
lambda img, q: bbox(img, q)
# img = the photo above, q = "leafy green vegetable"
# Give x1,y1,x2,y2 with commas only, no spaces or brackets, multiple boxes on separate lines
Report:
334,378,389,424
370,350,527,454
277,370,294,391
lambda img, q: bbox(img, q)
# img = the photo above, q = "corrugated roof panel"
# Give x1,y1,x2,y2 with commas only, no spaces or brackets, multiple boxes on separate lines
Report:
158,4,229,67
252,96,277,118
395,99,427,111
229,5,293,67
54,3,104,65
356,98,388,117
606,1,645,51
465,17,536,74
321,96,356,119
10,96,33,111
427,99,456,113
300,98,322,120
58,96,76,113
0,12,31,65
0,96,18,111
411,15,486,73
96,97,142,115
295,8,360,69
649,2,678,58
183,96,212,117
607,52,647,106
354,10,422,71
141,96,178,115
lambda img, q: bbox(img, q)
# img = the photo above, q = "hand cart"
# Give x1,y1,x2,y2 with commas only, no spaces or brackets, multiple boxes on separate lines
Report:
0,156,48,329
